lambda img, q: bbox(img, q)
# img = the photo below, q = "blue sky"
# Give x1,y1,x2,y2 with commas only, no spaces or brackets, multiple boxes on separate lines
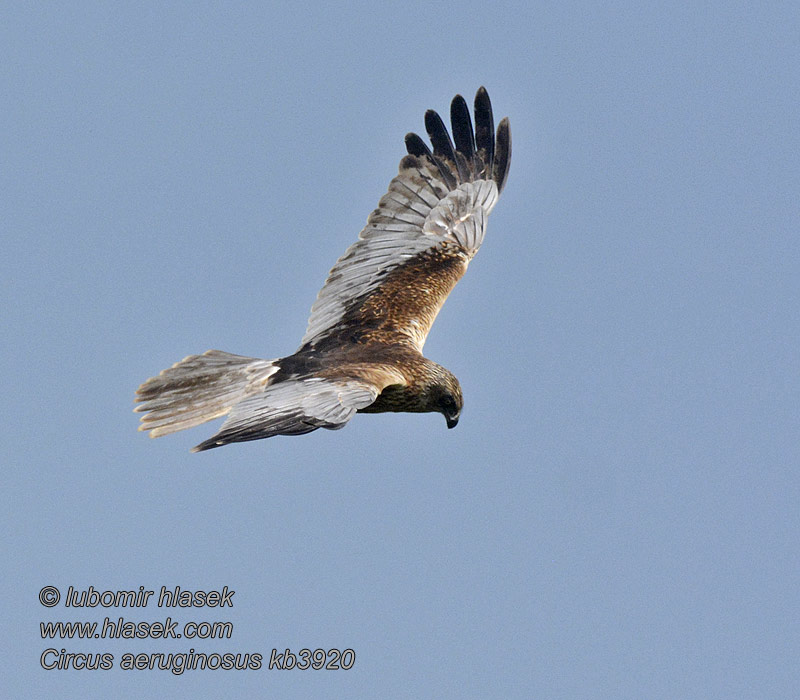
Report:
4,1,799,697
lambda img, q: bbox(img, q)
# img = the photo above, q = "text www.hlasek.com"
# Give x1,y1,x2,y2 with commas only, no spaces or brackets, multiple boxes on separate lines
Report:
41,617,232,640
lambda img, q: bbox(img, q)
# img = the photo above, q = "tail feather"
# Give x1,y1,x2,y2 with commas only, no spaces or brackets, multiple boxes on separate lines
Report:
135,350,278,438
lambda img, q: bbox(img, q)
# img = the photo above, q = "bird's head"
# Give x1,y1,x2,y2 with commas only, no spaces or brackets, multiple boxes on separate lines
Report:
427,367,463,429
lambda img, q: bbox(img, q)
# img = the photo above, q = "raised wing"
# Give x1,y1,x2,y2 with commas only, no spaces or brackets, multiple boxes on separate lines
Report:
300,87,510,352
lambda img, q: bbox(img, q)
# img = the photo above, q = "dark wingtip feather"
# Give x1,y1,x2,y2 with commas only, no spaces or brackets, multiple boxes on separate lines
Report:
493,117,512,194
474,87,495,178
405,132,432,158
425,108,465,184
450,94,475,169
424,109,457,165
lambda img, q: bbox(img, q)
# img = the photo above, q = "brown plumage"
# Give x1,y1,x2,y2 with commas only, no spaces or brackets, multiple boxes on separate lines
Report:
135,87,511,452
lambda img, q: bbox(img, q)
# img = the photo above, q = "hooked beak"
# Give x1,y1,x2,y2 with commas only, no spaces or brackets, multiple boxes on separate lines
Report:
445,413,460,429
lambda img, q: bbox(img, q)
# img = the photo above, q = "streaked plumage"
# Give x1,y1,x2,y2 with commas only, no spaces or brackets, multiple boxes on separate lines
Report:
136,88,511,451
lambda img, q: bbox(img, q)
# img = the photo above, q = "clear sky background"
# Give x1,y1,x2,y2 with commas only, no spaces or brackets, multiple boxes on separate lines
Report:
3,1,799,698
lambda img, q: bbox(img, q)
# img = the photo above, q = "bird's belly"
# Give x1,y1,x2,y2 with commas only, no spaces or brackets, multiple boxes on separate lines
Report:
358,384,428,414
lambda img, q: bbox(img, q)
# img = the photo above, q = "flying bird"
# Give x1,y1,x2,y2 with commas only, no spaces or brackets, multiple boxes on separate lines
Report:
135,87,511,451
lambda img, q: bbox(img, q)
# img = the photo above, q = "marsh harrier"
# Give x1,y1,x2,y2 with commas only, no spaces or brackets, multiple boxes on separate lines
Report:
136,88,511,451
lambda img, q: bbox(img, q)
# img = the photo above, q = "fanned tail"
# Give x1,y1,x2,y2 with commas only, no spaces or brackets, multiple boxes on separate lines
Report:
135,350,278,438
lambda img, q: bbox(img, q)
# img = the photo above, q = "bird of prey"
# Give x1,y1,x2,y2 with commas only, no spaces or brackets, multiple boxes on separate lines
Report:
135,87,511,452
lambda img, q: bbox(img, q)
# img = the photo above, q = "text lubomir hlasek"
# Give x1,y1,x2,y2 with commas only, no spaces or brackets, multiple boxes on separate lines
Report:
62,586,234,608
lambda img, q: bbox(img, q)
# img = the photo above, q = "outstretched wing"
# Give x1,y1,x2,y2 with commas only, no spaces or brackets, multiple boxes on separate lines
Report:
191,376,377,452
190,363,405,452
300,87,511,353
